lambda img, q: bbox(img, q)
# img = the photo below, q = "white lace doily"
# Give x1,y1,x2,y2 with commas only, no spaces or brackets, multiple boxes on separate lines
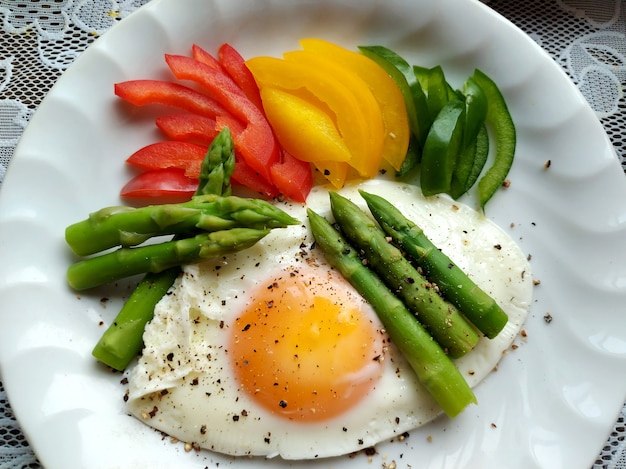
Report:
0,1,625,468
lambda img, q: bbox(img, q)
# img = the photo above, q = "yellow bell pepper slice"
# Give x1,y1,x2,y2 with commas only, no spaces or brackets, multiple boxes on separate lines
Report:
246,55,382,178
258,86,352,166
282,50,385,178
299,38,410,172
313,160,350,189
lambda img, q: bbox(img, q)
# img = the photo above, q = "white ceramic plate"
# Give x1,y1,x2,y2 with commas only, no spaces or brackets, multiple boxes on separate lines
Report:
1,0,625,467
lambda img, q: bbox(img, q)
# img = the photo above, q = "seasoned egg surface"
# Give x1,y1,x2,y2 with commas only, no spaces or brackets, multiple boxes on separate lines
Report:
126,179,533,460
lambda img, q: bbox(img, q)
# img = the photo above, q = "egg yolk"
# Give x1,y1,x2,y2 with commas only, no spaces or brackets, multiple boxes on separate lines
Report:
229,267,384,422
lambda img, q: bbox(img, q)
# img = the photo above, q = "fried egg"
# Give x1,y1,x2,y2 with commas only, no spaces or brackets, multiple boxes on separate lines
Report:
126,179,533,460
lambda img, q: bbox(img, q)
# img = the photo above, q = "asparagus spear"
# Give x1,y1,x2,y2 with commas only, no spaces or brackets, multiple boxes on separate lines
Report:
329,192,480,358
197,125,236,197
91,127,241,370
307,208,477,418
359,190,508,339
67,228,270,291
65,194,299,256
91,267,180,371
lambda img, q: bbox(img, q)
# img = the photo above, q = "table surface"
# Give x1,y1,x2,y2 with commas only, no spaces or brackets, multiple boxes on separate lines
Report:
0,0,625,468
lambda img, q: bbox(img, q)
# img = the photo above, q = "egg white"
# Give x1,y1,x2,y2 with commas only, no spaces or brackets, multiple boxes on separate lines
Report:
126,179,533,460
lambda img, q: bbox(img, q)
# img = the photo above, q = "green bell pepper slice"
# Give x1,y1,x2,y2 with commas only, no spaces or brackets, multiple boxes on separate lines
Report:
462,76,488,147
449,124,489,199
472,69,516,209
448,76,489,199
420,98,466,196
426,65,450,122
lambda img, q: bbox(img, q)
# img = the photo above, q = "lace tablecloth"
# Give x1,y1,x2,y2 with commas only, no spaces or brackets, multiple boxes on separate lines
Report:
0,0,625,468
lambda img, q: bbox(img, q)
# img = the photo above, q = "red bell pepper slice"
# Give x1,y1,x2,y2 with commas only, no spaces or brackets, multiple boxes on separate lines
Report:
156,114,220,145
164,54,247,116
189,43,227,74
215,43,265,112
270,151,313,203
232,159,279,199
126,141,207,177
156,113,247,145
120,167,198,201
114,80,237,120
213,114,246,138
164,54,280,183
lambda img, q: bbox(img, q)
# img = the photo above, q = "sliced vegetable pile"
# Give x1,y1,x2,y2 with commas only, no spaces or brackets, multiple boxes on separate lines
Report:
357,45,515,208
116,44,313,203
246,39,409,187
116,39,515,208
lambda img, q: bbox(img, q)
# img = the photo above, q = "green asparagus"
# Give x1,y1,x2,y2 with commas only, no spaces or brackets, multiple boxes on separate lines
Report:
91,127,239,370
197,126,236,197
67,228,270,291
65,194,298,256
91,268,180,371
307,208,477,418
329,192,480,358
359,190,508,339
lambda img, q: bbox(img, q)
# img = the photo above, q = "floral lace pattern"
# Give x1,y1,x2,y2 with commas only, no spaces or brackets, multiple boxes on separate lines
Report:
0,1,625,468
559,4,626,116
0,0,150,188
485,0,626,169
